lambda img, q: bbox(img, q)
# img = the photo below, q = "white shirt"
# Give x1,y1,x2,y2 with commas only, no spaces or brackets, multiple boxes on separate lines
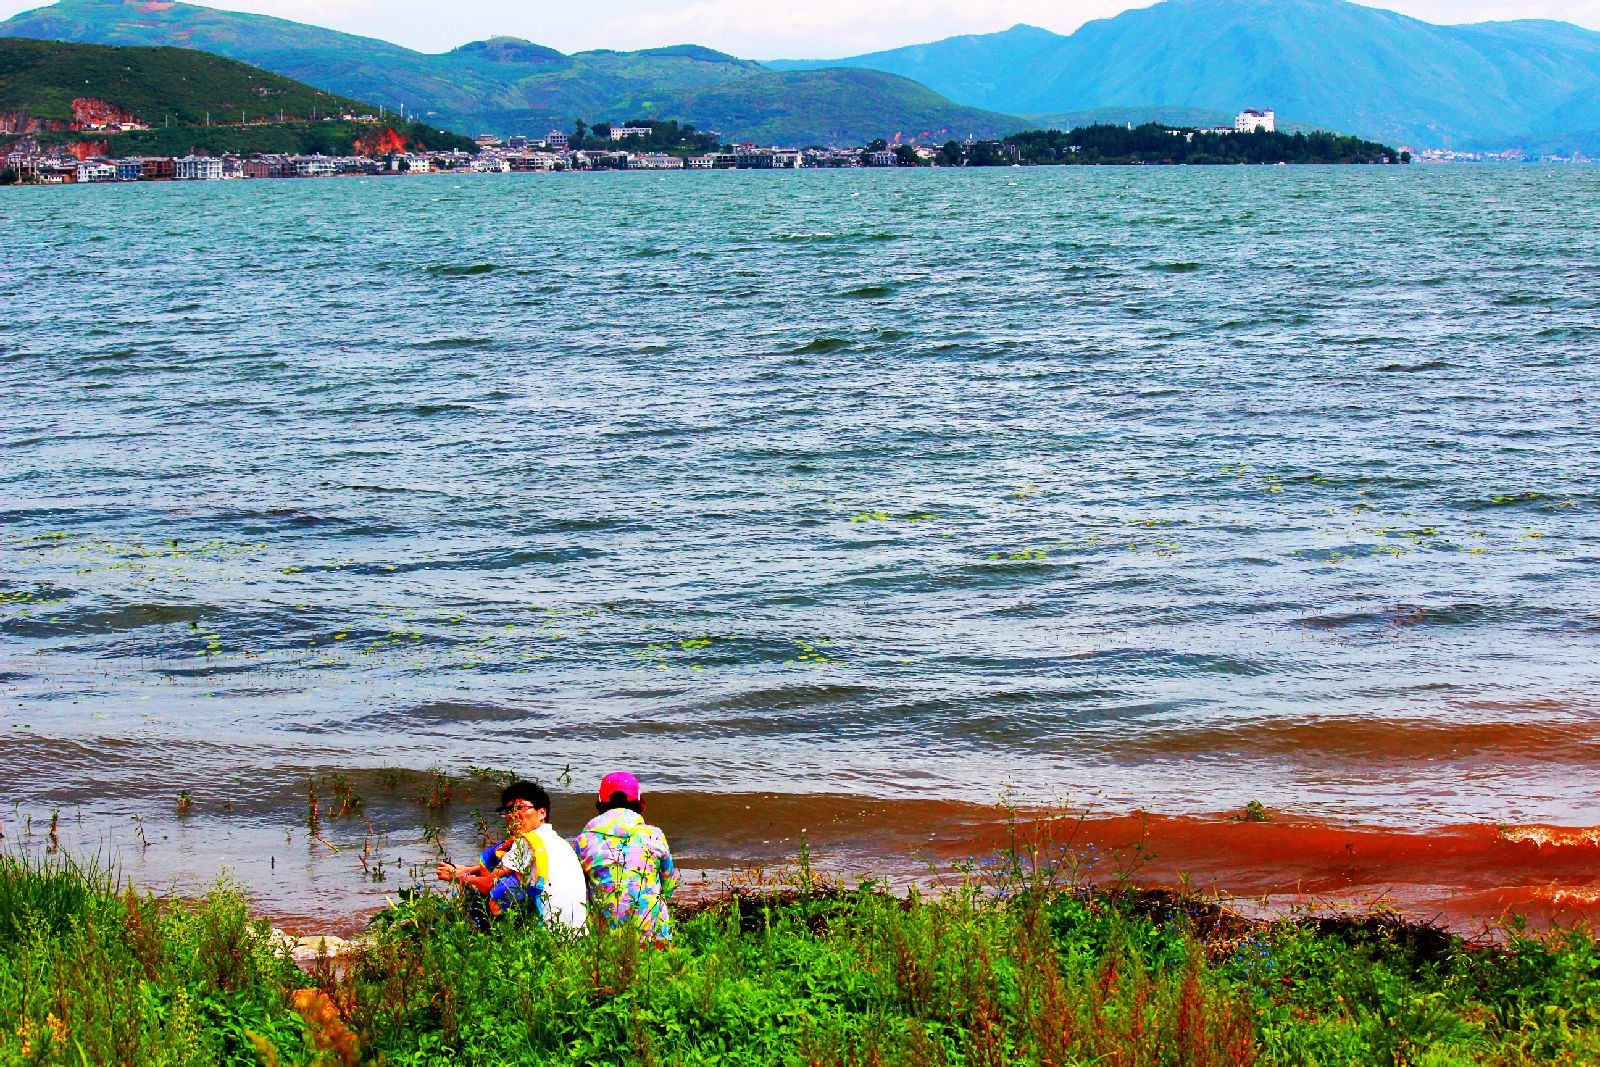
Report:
536,823,589,932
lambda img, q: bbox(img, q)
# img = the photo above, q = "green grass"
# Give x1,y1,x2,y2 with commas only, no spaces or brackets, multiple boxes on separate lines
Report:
0,853,308,1065
2,849,1598,1064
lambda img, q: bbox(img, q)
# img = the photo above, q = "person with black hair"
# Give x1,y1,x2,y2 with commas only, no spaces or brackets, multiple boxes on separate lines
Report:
436,780,551,922
575,771,677,943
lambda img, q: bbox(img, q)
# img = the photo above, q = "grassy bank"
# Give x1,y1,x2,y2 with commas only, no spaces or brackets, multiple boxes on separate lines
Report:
2,852,1597,1065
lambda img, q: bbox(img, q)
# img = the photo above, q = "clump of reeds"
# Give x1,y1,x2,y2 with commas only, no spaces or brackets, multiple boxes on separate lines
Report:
0,852,307,1064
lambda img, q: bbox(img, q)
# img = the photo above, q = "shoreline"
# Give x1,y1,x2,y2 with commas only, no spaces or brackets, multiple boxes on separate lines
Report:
12,787,1596,937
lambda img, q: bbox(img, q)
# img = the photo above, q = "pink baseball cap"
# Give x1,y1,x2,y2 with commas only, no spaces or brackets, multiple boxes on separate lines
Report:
598,771,641,803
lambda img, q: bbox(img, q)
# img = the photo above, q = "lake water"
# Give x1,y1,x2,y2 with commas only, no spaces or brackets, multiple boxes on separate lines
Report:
3,166,1598,925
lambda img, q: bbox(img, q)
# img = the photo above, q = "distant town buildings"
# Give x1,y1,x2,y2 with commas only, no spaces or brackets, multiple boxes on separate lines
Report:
242,155,290,179
1235,108,1276,133
24,104,1565,189
3,136,1018,186
628,153,684,169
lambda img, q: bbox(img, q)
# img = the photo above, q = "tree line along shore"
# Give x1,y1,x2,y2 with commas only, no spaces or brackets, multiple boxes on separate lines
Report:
1,842,1594,1065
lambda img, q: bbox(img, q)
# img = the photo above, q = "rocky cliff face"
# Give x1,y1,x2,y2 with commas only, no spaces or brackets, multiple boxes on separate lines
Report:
71,96,142,127
0,97,139,134
0,110,73,134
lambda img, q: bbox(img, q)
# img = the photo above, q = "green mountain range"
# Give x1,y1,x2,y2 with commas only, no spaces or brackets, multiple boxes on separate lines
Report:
7,0,1599,150
770,0,1600,150
0,37,474,155
0,0,1020,144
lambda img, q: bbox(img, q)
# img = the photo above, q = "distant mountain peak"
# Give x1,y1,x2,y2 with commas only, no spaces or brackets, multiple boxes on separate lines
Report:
633,44,751,64
450,36,566,65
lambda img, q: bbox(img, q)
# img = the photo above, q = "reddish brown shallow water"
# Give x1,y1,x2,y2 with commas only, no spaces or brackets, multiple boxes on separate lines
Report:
651,794,1600,934
21,789,1590,937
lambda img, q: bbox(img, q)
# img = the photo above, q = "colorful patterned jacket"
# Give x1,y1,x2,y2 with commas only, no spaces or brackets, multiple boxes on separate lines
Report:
575,808,677,941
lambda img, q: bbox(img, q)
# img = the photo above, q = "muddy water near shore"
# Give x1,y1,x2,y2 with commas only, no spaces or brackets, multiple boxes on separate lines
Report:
7,780,1597,935
4,166,1600,927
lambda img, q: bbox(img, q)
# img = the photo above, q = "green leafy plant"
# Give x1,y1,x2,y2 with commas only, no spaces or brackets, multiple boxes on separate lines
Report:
1239,801,1270,823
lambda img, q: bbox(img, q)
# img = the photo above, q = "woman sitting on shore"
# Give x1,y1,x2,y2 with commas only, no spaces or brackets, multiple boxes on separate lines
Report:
574,771,677,943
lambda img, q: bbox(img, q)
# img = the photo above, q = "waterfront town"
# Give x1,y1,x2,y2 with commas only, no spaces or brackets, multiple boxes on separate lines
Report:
0,106,1423,183
1,128,986,184
2,105,1580,182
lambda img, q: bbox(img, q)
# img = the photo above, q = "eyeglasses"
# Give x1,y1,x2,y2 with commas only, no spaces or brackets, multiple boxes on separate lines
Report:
500,803,537,815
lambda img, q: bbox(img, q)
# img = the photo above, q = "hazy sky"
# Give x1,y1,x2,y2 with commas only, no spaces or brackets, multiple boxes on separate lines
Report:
3,0,1598,57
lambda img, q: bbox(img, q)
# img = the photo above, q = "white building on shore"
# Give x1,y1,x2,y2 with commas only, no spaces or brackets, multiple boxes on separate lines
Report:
628,153,684,169
174,155,223,180
1235,108,1276,133
75,161,117,183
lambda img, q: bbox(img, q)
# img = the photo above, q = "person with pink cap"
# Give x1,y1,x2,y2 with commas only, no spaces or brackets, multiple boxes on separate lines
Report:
574,771,677,943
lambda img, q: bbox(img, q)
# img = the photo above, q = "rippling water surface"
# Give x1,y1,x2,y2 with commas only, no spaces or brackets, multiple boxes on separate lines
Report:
3,167,1599,919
